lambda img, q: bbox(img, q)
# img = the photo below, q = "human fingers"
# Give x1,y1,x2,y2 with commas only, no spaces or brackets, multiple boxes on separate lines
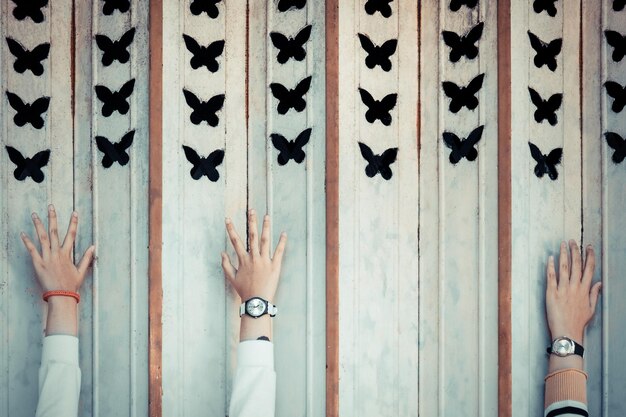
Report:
558,241,569,290
569,240,582,287
62,211,79,254
20,232,42,264
225,218,247,261
76,245,96,279
248,209,259,257
589,282,602,315
47,205,60,251
546,255,557,292
221,252,237,284
272,232,287,267
260,214,271,258
581,245,596,290
31,212,50,259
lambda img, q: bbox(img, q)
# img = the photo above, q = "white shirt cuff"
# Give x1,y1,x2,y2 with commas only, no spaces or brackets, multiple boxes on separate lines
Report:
237,340,274,369
41,335,79,365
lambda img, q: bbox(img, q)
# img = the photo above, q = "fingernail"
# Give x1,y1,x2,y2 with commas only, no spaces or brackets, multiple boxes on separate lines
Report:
225,217,231,224
31,213,38,219
281,231,287,237
20,232,25,238
48,204,54,211
249,209,255,215
72,211,78,218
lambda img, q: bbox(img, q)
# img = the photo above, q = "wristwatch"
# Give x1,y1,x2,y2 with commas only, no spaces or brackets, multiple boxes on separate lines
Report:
239,297,278,318
546,336,584,357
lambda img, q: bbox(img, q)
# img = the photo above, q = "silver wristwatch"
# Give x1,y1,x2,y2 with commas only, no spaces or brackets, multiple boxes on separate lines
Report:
546,336,584,357
239,297,278,318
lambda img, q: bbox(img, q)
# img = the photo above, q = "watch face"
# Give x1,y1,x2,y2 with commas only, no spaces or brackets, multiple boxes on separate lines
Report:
246,298,266,317
554,338,574,356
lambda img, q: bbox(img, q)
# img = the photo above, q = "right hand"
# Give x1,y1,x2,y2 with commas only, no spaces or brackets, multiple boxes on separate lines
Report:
545,240,602,344
221,209,287,303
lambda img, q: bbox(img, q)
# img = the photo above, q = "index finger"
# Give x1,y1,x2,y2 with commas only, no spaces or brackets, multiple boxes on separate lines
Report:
581,245,596,289
558,241,569,290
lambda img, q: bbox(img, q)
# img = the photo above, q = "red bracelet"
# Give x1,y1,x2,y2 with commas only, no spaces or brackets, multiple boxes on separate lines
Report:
42,290,80,304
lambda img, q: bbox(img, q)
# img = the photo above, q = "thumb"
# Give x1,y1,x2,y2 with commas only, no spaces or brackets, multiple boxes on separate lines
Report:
77,245,96,278
221,252,236,283
589,282,602,314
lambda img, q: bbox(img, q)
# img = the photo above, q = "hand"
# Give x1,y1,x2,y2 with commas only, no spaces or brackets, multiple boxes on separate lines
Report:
20,204,95,294
546,240,602,345
221,209,287,303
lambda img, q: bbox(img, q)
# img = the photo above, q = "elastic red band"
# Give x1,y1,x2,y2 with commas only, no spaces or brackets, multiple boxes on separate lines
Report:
42,290,80,304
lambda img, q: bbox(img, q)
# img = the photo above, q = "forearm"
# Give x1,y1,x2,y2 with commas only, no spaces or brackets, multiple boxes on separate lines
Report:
240,315,272,341
45,297,78,337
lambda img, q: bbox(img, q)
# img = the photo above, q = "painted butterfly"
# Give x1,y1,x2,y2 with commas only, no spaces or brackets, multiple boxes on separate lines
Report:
6,92,50,129
102,0,130,15
270,128,312,165
357,34,397,71
182,145,224,182
269,76,312,115
189,0,222,18
442,22,484,63
449,0,478,12
358,142,398,180
182,89,225,126
605,30,626,62
527,31,562,72
182,34,225,72
614,0,626,11
528,142,562,180
532,0,558,17
277,0,306,12
95,130,135,168
604,81,626,113
11,0,48,23
5,38,50,76
604,132,626,164
5,146,50,183
95,28,135,66
95,79,135,117
364,0,393,18
442,125,484,164
270,25,312,64
528,87,562,126
442,73,484,113
358,88,397,126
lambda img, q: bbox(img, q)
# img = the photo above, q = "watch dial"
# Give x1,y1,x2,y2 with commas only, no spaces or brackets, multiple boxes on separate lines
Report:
555,339,572,355
246,298,265,316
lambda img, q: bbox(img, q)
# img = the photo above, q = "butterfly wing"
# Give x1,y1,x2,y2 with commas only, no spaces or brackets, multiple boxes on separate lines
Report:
358,87,375,108
442,131,462,164
378,147,398,180
295,25,312,45
527,31,543,53
605,81,626,112
545,148,563,180
528,87,543,107
358,33,375,53
116,130,135,165
271,133,291,165
119,27,136,48
28,149,50,183
182,34,202,67
206,94,225,126
278,0,306,12
207,39,225,58
463,125,484,161
292,127,312,163
546,93,563,112
5,146,25,171
379,93,398,125
182,145,203,179
466,21,484,44
270,32,291,64
605,30,626,62
467,73,485,94
119,78,136,98
358,142,377,177
95,135,116,168
6,91,26,114
604,132,626,163
294,76,312,96
6,37,29,73
182,88,201,113
270,83,290,114
206,149,225,182
95,84,114,116
29,42,50,75
29,96,50,129
528,142,546,178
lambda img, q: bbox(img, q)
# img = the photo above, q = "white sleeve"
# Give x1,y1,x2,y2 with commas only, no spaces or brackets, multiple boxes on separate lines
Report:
228,340,276,417
35,335,81,417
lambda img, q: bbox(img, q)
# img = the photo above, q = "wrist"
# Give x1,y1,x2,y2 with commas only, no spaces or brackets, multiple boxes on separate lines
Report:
550,330,584,345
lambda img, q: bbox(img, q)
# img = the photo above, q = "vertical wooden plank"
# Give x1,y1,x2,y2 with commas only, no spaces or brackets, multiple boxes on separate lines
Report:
161,0,247,415
511,1,582,416
1,1,73,416
338,1,419,416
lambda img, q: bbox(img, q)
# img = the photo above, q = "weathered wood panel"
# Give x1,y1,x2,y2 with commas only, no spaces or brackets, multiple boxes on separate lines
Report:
161,1,326,416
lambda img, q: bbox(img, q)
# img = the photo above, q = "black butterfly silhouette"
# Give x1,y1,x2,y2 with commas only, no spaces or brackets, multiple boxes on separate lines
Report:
357,34,397,71
182,89,225,126
102,0,130,15
182,145,224,182
270,128,312,165
358,142,398,180
6,92,50,129
95,28,135,66
533,0,558,16
442,73,484,113
190,0,222,18
95,79,135,117
528,87,562,125
182,34,225,72
449,0,478,12
269,76,312,115
528,142,562,180
95,130,135,168
277,0,306,12
358,88,397,126
442,125,484,164
614,0,626,11
364,0,393,18
11,0,48,23
604,132,626,164
5,38,50,76
5,146,50,183
527,31,562,71
605,30,626,62
270,25,312,64
442,22,484,63
604,81,626,113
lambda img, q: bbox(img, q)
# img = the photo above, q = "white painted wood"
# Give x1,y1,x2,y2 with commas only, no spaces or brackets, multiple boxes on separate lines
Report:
510,1,586,416
0,1,73,416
